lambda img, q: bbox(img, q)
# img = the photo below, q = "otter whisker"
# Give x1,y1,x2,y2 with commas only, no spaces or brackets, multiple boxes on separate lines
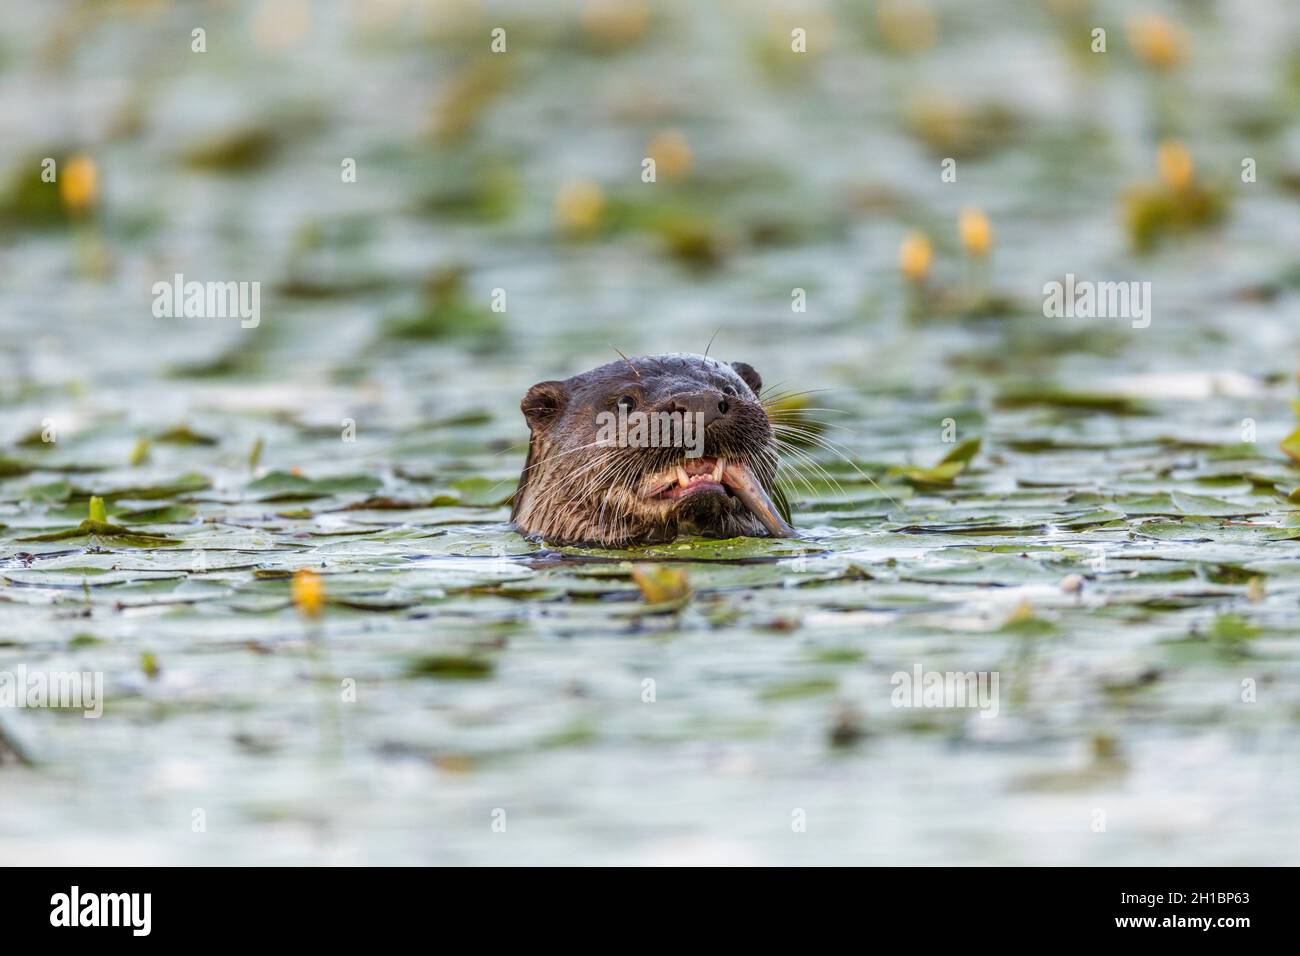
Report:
702,328,720,360
514,439,620,484
490,440,531,458
611,346,641,379
770,435,841,483
770,418,858,440
759,386,833,405
483,437,618,500
775,430,904,513
768,440,829,499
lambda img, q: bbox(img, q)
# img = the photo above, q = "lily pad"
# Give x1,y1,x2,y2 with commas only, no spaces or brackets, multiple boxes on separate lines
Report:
245,471,382,501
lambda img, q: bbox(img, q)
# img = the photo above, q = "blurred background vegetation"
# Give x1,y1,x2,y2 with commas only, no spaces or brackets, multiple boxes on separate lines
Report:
1,0,1299,865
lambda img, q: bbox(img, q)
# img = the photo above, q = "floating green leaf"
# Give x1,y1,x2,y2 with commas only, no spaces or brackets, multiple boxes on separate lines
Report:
631,564,691,608
406,654,496,679
246,471,381,501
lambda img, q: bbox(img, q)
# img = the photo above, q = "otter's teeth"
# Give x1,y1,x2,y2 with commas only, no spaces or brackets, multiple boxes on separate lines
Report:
712,457,725,482
721,461,795,538
676,465,690,487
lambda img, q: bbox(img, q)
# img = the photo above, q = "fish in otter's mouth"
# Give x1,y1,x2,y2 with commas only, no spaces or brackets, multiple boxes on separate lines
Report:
510,352,794,547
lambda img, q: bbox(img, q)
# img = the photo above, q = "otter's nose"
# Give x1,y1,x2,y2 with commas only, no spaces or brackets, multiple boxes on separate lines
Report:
666,391,729,425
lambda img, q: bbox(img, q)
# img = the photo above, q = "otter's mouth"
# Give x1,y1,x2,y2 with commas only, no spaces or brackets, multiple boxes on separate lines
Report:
640,456,794,538
644,456,727,500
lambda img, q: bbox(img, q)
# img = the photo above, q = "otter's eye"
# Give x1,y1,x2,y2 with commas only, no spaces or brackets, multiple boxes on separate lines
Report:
617,395,637,411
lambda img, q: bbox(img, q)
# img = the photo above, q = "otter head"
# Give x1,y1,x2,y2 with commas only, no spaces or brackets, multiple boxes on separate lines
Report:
510,353,794,546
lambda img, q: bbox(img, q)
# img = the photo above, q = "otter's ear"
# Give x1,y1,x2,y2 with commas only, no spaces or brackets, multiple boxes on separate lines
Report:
729,361,763,396
521,380,568,431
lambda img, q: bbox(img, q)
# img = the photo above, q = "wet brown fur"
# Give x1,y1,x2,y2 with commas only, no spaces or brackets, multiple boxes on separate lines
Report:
511,353,788,546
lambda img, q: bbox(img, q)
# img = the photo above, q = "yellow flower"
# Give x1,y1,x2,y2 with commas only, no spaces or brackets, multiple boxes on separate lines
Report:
253,0,311,52
1156,139,1194,191
877,0,938,55
140,651,161,679
646,130,692,180
1005,599,1036,626
582,0,650,49
1128,14,1187,70
958,207,992,257
291,568,325,618
60,153,98,214
555,179,605,235
898,231,932,282
631,564,690,606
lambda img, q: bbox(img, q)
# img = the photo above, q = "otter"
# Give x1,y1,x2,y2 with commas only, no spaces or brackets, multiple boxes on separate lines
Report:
511,353,795,546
